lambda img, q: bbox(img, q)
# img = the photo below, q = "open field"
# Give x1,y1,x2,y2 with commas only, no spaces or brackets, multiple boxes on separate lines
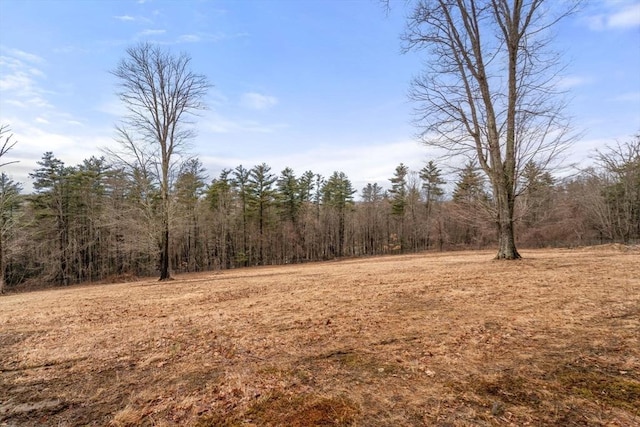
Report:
1,247,639,426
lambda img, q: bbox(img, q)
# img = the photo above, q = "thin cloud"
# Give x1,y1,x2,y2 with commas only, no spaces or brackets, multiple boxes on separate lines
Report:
176,32,249,44
114,15,135,22
178,34,201,43
203,110,287,134
608,3,640,28
586,2,640,30
556,75,592,90
612,91,640,103
2,47,44,64
0,50,51,108
138,29,166,37
241,92,279,110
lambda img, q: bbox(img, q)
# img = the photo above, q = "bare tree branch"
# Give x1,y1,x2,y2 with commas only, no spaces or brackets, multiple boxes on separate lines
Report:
0,125,19,169
402,0,579,259
108,42,211,280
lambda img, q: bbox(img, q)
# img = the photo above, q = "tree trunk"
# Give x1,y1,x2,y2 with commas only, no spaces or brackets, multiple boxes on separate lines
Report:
495,191,521,260
159,212,172,280
0,227,4,294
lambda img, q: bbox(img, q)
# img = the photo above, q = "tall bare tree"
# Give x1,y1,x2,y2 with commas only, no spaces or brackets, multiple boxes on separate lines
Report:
111,43,210,280
402,0,576,259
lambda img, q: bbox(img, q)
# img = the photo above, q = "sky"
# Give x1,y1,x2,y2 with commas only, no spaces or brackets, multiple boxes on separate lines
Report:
0,0,639,195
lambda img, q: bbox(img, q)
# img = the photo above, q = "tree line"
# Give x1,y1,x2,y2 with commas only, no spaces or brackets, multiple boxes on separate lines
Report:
0,135,638,291
2,0,639,291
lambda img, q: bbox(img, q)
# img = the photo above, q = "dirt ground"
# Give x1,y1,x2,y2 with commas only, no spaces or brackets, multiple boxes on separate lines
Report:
1,246,639,426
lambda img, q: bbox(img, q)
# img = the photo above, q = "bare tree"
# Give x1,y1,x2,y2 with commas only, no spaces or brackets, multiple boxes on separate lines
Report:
111,42,210,280
593,135,640,242
402,0,576,259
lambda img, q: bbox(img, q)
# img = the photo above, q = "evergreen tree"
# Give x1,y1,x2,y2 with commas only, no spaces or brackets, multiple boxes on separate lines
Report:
231,165,251,266
206,169,235,268
70,156,110,281
248,163,277,264
361,183,385,254
174,158,207,271
322,171,355,257
420,161,445,207
519,161,555,227
452,161,490,246
276,167,301,224
29,152,73,285
389,163,409,217
452,161,488,204
298,170,315,203
420,160,446,249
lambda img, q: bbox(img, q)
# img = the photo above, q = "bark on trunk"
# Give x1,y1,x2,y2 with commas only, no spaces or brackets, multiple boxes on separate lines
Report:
159,214,172,281
495,198,521,260
0,228,4,294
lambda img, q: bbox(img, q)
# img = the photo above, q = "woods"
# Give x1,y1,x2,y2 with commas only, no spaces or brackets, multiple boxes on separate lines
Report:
1,4,638,291
1,134,638,290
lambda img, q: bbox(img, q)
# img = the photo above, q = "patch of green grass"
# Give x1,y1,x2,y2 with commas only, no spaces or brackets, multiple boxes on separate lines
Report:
475,374,542,407
555,365,640,414
196,392,359,427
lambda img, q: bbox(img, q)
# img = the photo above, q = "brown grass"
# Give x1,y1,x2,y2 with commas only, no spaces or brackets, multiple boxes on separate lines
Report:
1,246,639,426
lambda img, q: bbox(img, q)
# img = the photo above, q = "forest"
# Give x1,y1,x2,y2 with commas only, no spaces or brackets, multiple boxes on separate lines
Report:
1,1,639,292
0,133,638,291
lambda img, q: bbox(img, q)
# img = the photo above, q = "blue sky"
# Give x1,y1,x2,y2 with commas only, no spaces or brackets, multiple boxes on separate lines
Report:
1,0,639,194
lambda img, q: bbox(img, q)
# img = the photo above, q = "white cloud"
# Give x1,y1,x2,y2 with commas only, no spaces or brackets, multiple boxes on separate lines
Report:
0,69,33,91
96,97,128,118
114,15,135,22
612,91,640,102
35,117,50,124
1,47,45,64
204,111,287,134
586,2,640,30
178,34,201,43
175,32,249,44
0,50,51,109
556,75,592,90
199,139,436,196
608,3,640,28
241,92,279,110
0,117,114,192
138,29,166,37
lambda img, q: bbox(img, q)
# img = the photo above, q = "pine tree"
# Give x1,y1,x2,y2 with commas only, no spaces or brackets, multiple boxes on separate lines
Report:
29,152,73,285
276,167,301,225
206,169,235,268
420,160,446,249
519,161,555,227
389,163,409,217
174,158,207,271
232,165,251,266
452,161,490,246
248,163,277,264
322,172,355,257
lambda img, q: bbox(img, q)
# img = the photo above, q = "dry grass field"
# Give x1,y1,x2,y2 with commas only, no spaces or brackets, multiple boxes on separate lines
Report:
1,246,639,426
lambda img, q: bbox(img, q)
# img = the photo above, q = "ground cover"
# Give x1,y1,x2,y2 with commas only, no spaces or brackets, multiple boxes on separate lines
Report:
1,246,639,426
